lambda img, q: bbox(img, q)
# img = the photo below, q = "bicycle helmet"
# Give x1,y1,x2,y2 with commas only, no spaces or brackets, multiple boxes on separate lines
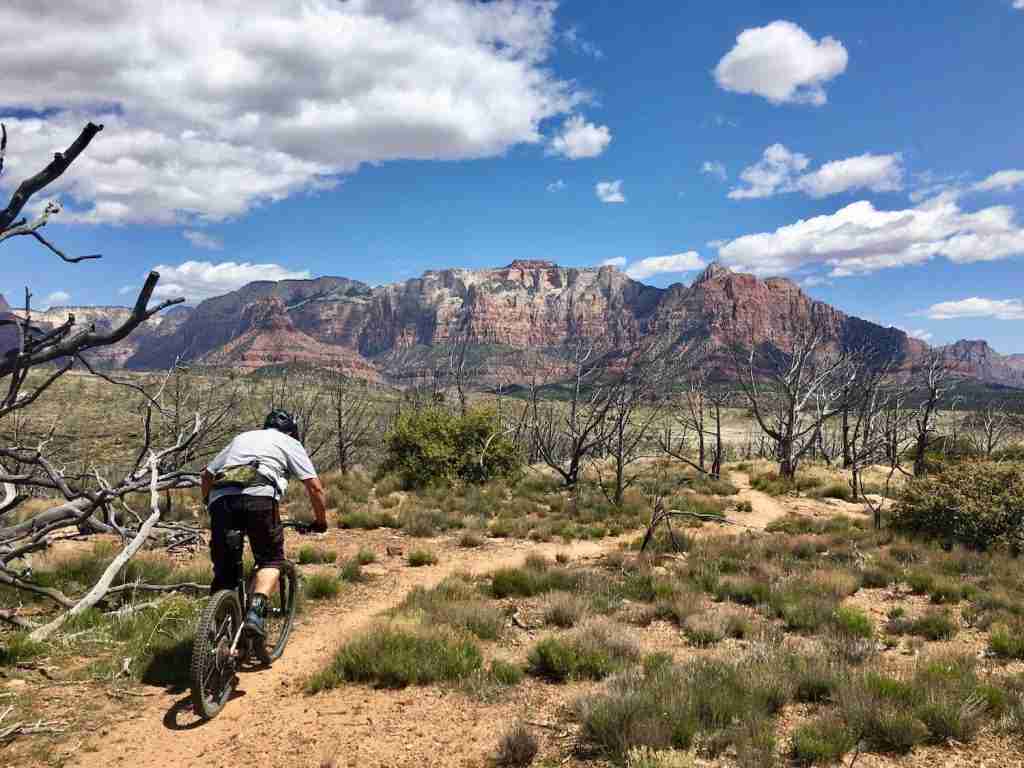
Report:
263,409,299,440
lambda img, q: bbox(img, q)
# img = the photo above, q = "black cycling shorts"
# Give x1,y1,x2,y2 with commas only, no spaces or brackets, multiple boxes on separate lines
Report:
208,494,285,593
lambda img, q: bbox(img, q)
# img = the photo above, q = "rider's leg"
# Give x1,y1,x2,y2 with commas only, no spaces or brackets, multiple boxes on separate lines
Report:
252,567,280,597
208,497,242,593
244,496,286,636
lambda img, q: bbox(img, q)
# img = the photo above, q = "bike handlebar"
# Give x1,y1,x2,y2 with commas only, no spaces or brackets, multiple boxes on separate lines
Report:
282,520,317,535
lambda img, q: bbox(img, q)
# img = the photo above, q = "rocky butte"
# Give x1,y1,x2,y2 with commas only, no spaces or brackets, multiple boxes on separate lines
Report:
5,262,1023,389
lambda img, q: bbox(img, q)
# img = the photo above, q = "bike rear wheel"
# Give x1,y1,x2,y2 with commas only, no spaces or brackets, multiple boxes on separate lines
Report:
190,589,242,720
255,561,298,665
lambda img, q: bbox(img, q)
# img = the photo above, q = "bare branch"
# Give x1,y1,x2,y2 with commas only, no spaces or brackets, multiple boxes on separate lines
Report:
0,122,103,233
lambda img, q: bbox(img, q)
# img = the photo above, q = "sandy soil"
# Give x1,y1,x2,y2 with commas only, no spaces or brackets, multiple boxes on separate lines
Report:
50,534,632,768
11,476,1024,768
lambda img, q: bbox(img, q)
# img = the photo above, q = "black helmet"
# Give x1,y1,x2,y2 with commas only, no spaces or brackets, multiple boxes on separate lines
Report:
263,409,299,440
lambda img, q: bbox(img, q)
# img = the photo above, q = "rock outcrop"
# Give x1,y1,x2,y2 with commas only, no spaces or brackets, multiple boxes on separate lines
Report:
1,301,191,368
25,261,1010,390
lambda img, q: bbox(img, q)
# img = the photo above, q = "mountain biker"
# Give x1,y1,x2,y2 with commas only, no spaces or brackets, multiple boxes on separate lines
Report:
201,409,328,638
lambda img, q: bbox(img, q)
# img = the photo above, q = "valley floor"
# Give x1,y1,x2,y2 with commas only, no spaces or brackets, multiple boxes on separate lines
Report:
7,471,1024,768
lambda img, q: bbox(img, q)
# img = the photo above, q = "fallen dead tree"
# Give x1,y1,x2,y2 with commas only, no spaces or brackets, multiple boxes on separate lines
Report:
0,121,217,638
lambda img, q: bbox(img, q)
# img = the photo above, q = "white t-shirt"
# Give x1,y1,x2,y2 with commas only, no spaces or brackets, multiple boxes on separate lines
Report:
206,429,317,505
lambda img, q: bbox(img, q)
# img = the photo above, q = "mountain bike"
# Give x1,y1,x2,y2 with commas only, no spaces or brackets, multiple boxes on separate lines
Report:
189,519,314,719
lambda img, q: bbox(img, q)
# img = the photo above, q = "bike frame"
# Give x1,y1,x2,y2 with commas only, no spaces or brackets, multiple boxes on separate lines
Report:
221,520,311,660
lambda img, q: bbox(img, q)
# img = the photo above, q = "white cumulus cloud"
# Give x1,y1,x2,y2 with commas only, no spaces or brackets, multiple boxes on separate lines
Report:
729,144,810,199
974,169,1024,194
713,20,848,106
1015,1,1024,10
596,180,626,204
701,161,727,181
919,297,1024,321
0,1,583,225
729,144,903,199
893,325,934,342
548,115,612,159
716,194,1024,277
183,230,224,251
44,290,71,308
625,252,706,281
150,260,311,303
546,179,566,192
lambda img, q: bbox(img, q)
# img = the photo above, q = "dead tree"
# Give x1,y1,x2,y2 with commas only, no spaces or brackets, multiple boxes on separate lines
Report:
590,345,674,506
963,401,1021,458
0,122,201,636
528,335,616,491
911,352,952,476
245,367,329,458
657,366,730,480
326,371,378,474
730,319,856,481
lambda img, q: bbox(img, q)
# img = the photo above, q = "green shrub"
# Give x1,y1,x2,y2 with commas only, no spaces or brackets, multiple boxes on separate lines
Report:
528,620,639,681
489,659,525,686
307,622,481,691
489,561,578,598
305,572,342,599
397,578,503,640
887,609,958,641
891,461,1024,550
928,578,963,604
494,723,538,768
682,613,725,647
990,622,1024,659
791,716,856,765
0,632,46,666
297,545,337,565
355,547,376,565
459,531,484,548
338,508,400,530
811,482,853,502
339,559,368,583
407,549,438,567
578,653,795,761
380,407,522,488
543,591,588,628
832,606,874,639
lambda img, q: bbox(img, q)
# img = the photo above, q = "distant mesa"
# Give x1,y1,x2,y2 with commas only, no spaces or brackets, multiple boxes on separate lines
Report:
19,263,1021,391
505,259,558,270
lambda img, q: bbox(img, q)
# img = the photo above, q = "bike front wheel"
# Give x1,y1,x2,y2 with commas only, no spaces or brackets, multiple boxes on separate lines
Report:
190,589,242,720
255,560,298,665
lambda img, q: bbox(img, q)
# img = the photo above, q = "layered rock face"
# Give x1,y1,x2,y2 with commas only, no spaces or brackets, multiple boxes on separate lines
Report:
128,261,662,377
940,340,1024,389
43,261,1013,389
200,296,380,380
1,301,191,368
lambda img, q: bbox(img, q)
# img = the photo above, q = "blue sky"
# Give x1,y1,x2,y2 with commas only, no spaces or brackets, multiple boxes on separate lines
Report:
1,1,1022,351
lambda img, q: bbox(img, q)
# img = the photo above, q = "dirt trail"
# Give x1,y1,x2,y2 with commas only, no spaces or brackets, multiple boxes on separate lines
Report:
68,535,625,768
727,471,788,530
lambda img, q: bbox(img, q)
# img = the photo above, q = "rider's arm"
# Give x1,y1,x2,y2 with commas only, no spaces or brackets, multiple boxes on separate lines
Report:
303,477,328,528
201,469,213,505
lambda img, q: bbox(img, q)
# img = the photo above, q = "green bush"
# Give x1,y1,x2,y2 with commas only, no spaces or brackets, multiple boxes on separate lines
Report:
493,723,538,768
0,632,46,666
380,407,522,488
892,461,1024,550
305,572,342,600
297,545,337,565
791,716,856,765
528,620,639,682
307,622,482,691
990,622,1024,659
339,559,368,583
407,549,438,567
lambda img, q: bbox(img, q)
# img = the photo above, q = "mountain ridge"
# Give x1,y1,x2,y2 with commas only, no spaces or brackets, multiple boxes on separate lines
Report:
4,262,1022,389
